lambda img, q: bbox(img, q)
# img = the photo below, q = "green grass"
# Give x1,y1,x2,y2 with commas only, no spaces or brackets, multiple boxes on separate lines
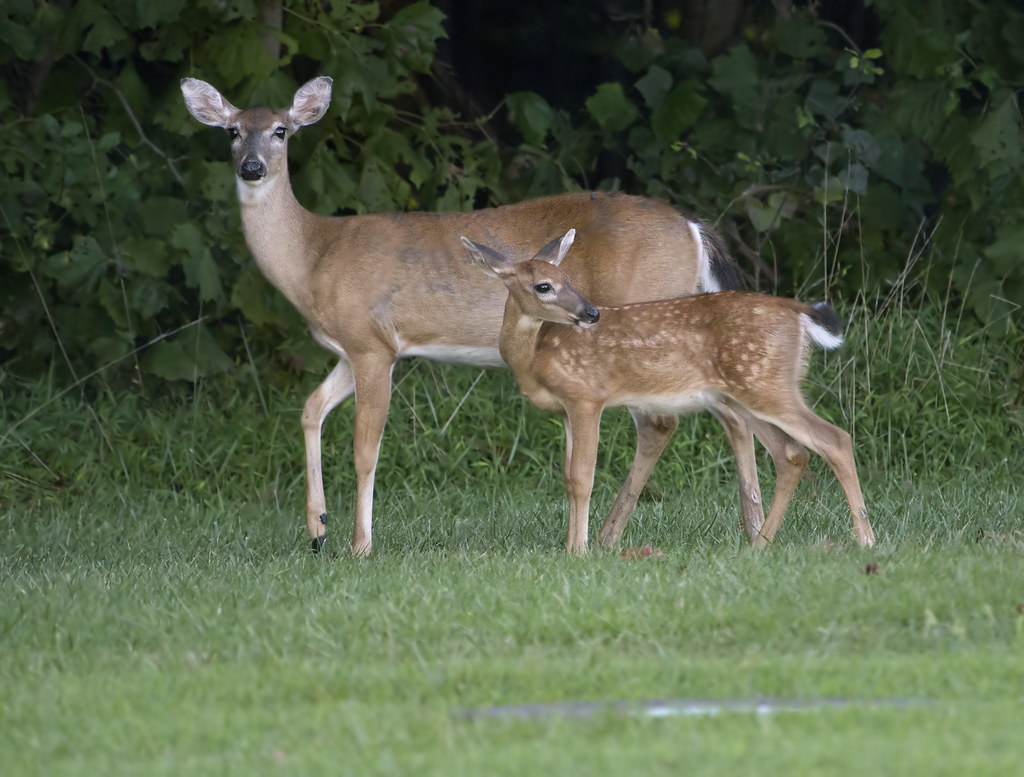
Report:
2,295,1023,775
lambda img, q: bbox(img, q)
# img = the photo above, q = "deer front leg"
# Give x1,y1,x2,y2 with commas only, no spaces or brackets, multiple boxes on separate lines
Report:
301,361,357,551
597,410,677,548
349,352,396,557
563,403,602,554
562,411,578,552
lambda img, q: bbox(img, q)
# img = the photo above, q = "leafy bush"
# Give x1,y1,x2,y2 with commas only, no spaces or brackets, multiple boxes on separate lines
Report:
0,0,1020,392
499,2,1024,327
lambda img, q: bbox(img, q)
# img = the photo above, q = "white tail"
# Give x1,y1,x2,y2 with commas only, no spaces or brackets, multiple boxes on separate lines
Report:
462,231,875,552
181,76,808,555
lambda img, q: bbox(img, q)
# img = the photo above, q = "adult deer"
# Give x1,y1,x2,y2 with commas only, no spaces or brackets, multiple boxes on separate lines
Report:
462,230,875,551
180,75,808,555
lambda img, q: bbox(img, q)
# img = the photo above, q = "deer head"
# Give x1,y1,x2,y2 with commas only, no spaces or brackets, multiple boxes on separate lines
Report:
181,77,333,188
461,229,600,328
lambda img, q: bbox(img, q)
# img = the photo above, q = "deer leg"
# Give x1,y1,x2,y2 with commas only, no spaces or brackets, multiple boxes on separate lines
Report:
563,403,602,554
745,416,810,545
348,352,396,557
301,360,356,551
597,410,678,548
706,404,767,543
762,405,875,548
562,411,578,552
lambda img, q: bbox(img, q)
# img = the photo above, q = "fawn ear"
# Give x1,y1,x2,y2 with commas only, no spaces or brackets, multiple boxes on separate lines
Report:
531,228,576,267
461,237,512,279
551,228,576,266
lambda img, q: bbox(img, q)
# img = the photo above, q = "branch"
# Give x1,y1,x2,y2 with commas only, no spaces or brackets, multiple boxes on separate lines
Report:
73,57,184,188
726,222,779,287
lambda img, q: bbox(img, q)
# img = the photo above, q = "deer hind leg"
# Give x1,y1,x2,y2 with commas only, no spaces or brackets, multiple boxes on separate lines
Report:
348,352,396,557
708,403,766,543
761,403,875,548
597,410,678,548
301,360,356,551
745,415,810,546
563,403,603,554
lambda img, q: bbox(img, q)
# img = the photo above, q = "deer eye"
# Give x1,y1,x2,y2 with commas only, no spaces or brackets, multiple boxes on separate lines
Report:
273,126,287,139
226,127,240,140
534,282,553,294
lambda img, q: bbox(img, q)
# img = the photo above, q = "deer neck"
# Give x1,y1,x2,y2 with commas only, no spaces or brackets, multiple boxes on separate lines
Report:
236,169,318,314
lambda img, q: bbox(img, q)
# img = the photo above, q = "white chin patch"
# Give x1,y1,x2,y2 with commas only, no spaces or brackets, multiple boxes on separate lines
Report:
576,319,596,329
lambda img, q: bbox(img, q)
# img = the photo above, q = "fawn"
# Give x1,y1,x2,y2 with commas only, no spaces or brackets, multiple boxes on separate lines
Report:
461,230,875,552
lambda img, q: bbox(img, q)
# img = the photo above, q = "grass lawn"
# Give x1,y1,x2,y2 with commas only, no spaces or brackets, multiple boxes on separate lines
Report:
3,467,1022,775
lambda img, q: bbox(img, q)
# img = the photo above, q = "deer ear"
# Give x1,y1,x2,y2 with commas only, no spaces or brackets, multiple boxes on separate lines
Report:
181,78,239,127
461,237,511,279
290,77,333,127
551,228,576,267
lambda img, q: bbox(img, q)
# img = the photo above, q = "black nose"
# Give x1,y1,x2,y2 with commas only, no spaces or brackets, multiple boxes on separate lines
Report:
239,158,265,180
583,305,599,324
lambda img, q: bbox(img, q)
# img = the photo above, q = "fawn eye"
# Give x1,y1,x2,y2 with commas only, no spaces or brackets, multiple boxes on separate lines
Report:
226,127,240,140
273,126,287,139
534,282,553,294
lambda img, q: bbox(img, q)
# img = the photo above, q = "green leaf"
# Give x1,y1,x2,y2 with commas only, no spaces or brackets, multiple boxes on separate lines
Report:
203,24,277,85
78,0,127,55
139,197,189,236
983,224,1024,274
0,19,36,61
651,80,707,143
585,83,639,132
971,92,1023,169
171,223,223,303
745,191,797,232
121,237,172,278
615,28,664,73
507,92,554,145
135,0,186,29
385,1,447,74
838,161,869,195
812,175,845,204
805,78,847,121
140,328,233,382
42,236,108,288
708,44,759,102
231,266,284,327
774,16,828,59
635,66,672,109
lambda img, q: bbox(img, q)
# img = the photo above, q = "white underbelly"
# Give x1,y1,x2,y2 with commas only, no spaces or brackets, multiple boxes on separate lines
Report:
612,390,719,415
398,343,505,368
312,329,505,368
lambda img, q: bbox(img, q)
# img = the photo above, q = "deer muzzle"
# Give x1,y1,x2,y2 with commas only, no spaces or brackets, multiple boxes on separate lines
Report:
239,157,266,181
577,305,600,328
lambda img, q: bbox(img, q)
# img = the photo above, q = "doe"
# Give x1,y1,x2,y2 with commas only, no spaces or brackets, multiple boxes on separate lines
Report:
462,230,876,552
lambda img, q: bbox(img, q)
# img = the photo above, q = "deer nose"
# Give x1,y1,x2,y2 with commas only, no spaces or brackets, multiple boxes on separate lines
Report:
239,158,266,181
583,305,599,324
